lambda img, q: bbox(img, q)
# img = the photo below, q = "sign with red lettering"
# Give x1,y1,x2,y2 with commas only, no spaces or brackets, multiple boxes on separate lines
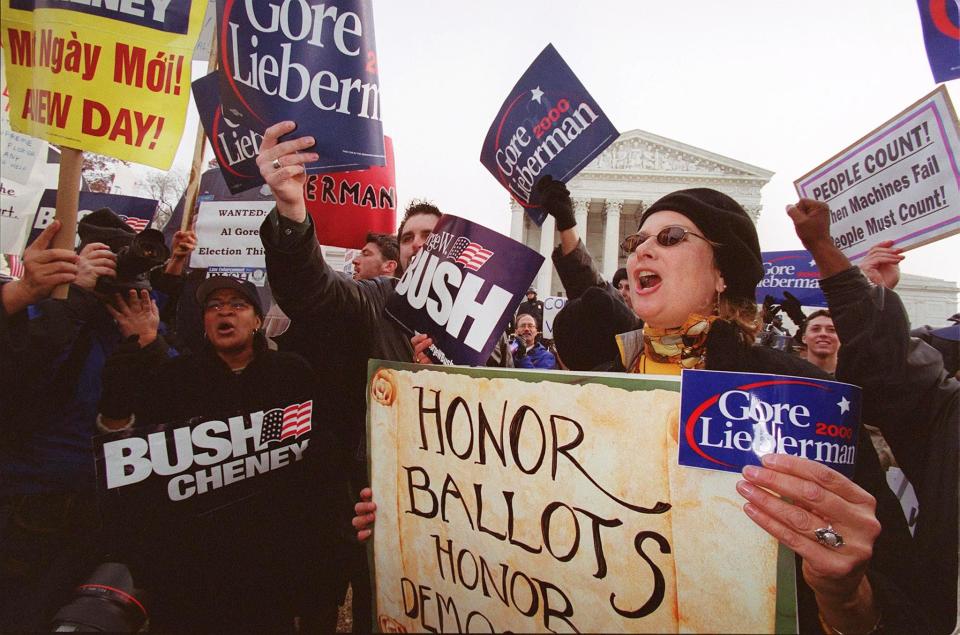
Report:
304,136,396,249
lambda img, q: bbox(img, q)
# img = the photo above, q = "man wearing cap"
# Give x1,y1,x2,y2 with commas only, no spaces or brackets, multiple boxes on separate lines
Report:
515,287,544,330
97,276,342,632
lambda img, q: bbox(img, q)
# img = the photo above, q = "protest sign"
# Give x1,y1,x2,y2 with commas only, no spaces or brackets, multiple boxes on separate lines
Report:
480,44,619,225
25,189,158,249
679,370,862,479
216,0,385,173
795,87,960,261
756,250,827,308
0,0,207,169
94,399,313,518
916,0,960,83
305,136,396,249
1,48,44,184
385,216,544,366
541,295,567,339
193,70,265,195
191,200,274,275
367,362,782,633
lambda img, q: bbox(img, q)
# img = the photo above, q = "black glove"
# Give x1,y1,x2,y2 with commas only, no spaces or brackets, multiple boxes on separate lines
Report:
761,295,781,325
780,291,806,325
534,175,576,231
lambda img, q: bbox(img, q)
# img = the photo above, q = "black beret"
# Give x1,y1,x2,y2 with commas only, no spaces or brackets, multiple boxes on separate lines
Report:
640,188,762,301
553,287,641,371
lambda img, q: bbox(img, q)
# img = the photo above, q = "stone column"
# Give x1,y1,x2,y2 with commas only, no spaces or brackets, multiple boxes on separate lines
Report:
509,199,525,241
602,200,623,280
573,198,589,235
537,214,556,297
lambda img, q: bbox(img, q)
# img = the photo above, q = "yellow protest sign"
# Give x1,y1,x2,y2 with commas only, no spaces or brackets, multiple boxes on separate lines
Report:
1,0,207,169
367,362,781,633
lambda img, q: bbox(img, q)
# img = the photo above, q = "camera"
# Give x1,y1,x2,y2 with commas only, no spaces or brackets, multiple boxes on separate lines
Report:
96,229,170,295
50,563,147,632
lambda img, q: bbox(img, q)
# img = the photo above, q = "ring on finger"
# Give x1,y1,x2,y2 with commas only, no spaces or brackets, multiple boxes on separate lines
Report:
814,524,844,548
271,157,282,171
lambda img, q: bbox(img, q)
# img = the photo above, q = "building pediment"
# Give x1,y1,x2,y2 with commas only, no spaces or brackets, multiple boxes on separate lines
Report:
583,129,773,180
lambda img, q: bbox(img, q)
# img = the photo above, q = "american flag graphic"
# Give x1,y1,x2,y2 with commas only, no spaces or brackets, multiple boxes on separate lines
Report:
7,255,24,279
119,215,150,232
448,237,494,271
258,400,312,445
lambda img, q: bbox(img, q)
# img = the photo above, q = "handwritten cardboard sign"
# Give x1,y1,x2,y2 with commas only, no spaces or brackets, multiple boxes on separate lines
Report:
385,216,544,366
756,250,827,308
480,44,618,225
679,370,862,479
1,0,206,168
305,135,396,249
216,0,384,173
795,87,960,261
367,362,781,633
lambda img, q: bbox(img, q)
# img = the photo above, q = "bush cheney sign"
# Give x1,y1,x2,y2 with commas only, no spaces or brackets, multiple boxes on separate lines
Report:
386,215,543,367
755,250,827,308
679,370,862,479
480,44,619,226
217,0,384,173
95,400,313,517
193,70,265,194
27,190,158,249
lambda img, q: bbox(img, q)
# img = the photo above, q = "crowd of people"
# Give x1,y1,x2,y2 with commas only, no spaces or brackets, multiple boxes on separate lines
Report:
0,117,956,633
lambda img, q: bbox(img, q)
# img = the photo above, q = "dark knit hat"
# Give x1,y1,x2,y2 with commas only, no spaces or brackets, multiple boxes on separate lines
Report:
553,287,641,371
196,276,264,317
78,208,136,252
639,188,762,301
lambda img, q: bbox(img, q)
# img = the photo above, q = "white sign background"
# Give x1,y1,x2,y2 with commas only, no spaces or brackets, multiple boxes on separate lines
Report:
192,201,275,269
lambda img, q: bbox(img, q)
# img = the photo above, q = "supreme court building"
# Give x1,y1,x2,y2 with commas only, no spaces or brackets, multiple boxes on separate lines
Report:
510,128,959,329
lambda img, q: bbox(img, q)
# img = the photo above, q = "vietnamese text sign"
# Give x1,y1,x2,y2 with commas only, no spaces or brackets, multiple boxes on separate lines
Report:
756,250,827,308
916,0,960,83
795,87,960,261
26,190,158,249
385,215,544,366
94,399,313,518
1,0,206,168
679,370,862,479
193,70,265,195
192,200,274,269
542,295,567,339
305,135,396,249
480,44,619,226
216,0,384,173
367,362,780,633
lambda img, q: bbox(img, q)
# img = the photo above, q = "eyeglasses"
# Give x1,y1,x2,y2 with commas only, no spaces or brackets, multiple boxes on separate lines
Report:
204,300,252,313
620,226,720,255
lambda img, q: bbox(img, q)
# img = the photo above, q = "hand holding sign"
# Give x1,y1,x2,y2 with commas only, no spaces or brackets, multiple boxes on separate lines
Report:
352,487,376,542
2,220,79,313
738,453,881,634
255,121,318,222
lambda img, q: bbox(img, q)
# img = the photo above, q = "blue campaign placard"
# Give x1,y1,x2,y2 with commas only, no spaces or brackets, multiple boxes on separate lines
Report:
216,0,385,173
916,0,960,83
26,190,158,248
756,250,827,308
480,44,619,226
678,369,862,478
193,70,265,194
385,215,544,367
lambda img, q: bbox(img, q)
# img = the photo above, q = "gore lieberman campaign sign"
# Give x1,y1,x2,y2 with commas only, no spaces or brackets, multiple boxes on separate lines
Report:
193,70,264,195
216,0,385,173
679,370,862,479
26,190,157,250
1,0,206,168
795,87,960,262
305,135,397,249
916,0,960,83
94,400,313,517
385,216,544,367
480,44,619,226
756,250,827,308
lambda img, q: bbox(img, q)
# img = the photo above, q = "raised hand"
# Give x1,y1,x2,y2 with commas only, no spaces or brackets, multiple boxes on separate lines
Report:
106,289,159,346
255,120,320,222
75,242,117,291
858,240,903,289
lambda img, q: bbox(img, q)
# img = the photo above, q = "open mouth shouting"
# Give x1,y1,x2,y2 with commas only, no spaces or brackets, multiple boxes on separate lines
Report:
635,270,663,293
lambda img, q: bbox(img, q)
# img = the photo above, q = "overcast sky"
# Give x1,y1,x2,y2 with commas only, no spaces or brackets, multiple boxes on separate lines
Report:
176,1,959,284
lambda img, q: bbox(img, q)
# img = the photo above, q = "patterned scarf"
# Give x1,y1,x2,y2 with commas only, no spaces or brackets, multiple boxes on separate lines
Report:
639,313,718,370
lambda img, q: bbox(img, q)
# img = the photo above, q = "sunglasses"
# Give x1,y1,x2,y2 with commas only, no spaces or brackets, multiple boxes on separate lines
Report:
620,226,720,254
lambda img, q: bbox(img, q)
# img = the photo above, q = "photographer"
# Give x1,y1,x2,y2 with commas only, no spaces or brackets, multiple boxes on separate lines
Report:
0,209,182,631
511,313,556,369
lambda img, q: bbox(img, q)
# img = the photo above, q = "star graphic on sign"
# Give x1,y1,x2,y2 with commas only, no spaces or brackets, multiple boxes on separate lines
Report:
837,396,850,414
530,87,544,103
809,259,817,267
